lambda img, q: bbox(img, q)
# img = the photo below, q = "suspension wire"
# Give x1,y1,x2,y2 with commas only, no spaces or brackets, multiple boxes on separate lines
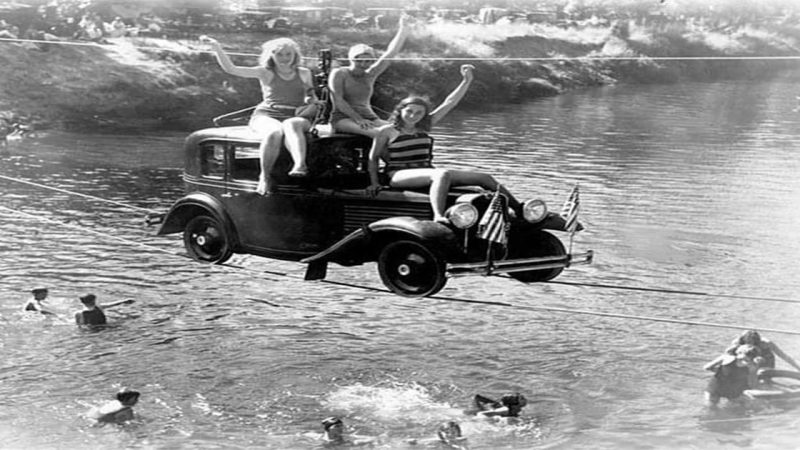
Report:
4,173,800,310
546,280,800,305
2,37,800,62
3,202,799,335
0,204,281,283
0,174,160,214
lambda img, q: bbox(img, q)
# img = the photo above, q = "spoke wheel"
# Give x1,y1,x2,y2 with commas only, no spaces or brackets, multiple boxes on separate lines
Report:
508,230,566,283
378,240,447,297
183,215,233,264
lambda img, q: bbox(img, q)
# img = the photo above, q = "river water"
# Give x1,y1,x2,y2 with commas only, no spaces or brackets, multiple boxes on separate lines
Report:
2,75,800,449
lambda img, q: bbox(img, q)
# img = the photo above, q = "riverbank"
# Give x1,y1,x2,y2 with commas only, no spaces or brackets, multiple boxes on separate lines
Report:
1,20,798,132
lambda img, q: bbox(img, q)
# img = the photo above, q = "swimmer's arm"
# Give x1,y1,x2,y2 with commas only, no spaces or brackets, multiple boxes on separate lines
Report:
100,299,135,309
703,355,724,371
768,341,800,371
476,406,510,417
747,363,759,388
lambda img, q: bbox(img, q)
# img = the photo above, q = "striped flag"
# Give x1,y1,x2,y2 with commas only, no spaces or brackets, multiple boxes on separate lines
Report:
478,189,508,245
560,185,580,233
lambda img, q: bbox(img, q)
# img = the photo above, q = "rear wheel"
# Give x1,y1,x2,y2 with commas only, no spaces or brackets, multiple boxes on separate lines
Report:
183,215,233,264
508,230,566,282
378,240,447,297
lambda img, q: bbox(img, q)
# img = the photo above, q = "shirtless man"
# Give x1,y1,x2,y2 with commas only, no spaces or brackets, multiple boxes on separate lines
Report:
74,293,134,326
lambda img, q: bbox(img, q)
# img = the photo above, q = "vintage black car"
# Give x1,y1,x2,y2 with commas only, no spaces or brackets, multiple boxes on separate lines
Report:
153,125,592,297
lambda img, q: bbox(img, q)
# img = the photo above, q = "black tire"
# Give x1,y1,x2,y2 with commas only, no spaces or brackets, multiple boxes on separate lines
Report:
183,215,233,264
378,240,447,297
508,230,566,283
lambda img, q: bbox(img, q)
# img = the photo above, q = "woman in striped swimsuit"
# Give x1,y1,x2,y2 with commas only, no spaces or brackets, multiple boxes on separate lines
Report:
201,35,320,195
366,64,521,224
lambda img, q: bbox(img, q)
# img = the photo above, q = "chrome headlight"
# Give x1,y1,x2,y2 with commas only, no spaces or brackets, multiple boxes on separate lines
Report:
522,199,548,223
445,203,479,229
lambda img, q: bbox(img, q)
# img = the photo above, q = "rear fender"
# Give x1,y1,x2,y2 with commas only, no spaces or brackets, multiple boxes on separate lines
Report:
157,192,237,243
301,216,458,265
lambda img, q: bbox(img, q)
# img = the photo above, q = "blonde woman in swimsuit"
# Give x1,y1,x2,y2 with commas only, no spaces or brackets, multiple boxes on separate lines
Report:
201,35,319,195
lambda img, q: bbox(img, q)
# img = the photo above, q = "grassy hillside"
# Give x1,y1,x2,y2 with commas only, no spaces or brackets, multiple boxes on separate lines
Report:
1,19,798,132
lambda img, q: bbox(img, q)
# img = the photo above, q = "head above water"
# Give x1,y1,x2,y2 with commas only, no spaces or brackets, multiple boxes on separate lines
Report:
501,392,528,408
321,416,343,432
437,421,462,441
735,344,758,361
31,287,48,299
738,330,762,346
79,293,97,306
116,388,140,405
391,96,432,131
259,38,302,70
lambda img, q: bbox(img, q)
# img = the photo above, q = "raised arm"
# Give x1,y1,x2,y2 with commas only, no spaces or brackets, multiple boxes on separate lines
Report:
368,15,410,77
430,64,474,126
199,35,263,79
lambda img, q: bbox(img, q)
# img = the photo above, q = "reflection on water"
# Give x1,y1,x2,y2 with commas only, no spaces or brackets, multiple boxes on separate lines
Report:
2,77,800,449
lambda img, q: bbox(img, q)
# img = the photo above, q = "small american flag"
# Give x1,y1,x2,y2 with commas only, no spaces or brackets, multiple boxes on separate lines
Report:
561,185,580,233
478,189,508,245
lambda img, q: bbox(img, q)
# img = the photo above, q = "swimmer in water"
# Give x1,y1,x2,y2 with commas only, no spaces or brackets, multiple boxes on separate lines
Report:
725,329,800,372
87,388,140,424
408,420,468,449
704,344,759,407
474,392,528,417
22,287,56,316
74,293,134,326
437,421,467,449
320,416,376,446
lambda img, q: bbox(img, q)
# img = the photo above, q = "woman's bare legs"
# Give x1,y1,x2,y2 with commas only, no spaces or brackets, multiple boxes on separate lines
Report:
389,168,451,223
332,118,388,138
282,117,312,176
390,168,520,223
250,115,284,195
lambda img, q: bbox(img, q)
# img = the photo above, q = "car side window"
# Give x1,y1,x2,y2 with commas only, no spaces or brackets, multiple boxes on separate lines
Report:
231,145,260,182
200,143,226,179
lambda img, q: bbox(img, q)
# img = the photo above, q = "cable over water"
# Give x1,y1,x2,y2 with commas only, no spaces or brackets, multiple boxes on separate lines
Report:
2,203,798,336
2,36,800,62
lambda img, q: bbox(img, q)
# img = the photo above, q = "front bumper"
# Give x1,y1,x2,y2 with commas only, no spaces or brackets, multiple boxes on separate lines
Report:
446,250,594,277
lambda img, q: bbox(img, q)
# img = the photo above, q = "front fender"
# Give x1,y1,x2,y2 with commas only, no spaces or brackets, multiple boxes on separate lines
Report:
301,216,458,265
157,192,234,237
538,212,584,232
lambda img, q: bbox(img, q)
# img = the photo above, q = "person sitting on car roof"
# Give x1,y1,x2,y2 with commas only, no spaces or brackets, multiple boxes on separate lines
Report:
200,35,322,195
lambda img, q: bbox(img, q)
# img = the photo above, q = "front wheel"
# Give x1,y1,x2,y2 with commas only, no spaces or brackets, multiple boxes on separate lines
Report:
183,215,233,264
378,240,447,297
507,230,566,283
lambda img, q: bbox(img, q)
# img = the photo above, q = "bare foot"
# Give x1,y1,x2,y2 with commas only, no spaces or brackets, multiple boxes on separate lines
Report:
256,178,274,196
288,166,308,177
433,215,450,225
